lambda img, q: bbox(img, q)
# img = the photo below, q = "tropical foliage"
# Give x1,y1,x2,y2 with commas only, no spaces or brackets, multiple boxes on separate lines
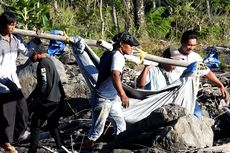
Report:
1,0,51,30
1,0,230,50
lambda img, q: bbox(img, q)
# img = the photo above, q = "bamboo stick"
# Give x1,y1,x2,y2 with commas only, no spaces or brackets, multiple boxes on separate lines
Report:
13,28,98,47
135,52,190,67
13,28,191,67
96,39,191,67
124,54,158,66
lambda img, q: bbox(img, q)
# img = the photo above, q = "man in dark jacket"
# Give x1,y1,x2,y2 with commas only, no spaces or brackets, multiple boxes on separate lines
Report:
27,45,65,153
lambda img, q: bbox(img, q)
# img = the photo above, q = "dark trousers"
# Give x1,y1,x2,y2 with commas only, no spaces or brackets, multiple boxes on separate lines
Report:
0,91,28,144
28,101,62,153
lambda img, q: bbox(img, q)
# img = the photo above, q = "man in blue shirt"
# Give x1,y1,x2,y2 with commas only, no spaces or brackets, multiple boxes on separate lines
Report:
136,47,180,91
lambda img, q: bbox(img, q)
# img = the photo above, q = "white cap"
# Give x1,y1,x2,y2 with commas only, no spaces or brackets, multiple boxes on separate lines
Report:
169,46,181,60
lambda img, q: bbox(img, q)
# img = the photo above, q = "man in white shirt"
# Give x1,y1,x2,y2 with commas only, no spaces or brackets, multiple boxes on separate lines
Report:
174,30,228,101
85,32,139,149
0,11,40,153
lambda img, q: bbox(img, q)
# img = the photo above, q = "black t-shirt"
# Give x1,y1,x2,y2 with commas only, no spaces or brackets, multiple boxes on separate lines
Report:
35,57,64,104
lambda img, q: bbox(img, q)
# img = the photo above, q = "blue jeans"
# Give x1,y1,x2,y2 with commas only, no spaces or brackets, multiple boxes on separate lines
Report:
87,95,126,141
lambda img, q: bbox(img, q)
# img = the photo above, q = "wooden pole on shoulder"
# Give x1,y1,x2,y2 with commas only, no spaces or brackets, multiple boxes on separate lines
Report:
13,28,98,47
97,39,190,67
13,28,190,67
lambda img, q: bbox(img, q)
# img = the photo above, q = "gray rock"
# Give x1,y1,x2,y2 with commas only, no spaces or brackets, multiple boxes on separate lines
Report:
112,149,133,153
58,45,76,64
153,115,214,150
18,61,37,98
50,55,68,84
17,55,88,99
107,104,214,151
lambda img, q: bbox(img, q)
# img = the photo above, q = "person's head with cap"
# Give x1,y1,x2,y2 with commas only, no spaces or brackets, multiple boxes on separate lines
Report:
30,44,47,62
159,46,179,72
112,31,139,55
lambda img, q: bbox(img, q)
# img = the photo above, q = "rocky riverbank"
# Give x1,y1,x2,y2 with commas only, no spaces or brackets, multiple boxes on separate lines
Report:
2,44,230,153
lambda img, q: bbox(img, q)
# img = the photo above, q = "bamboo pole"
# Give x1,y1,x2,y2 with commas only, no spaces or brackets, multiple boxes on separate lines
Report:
124,54,158,66
97,39,190,67
13,28,191,67
13,28,98,47
134,52,190,67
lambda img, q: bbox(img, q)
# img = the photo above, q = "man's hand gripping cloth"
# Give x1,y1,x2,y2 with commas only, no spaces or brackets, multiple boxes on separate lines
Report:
69,37,208,124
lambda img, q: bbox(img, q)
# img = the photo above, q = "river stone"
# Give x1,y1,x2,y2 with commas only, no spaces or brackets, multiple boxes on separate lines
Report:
153,115,214,150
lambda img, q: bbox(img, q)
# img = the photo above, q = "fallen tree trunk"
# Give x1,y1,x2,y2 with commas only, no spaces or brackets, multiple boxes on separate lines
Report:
195,143,230,152
13,28,190,67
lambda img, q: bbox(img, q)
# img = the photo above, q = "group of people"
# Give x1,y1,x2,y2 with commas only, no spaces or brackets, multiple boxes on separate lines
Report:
0,11,65,153
0,10,229,153
85,30,229,147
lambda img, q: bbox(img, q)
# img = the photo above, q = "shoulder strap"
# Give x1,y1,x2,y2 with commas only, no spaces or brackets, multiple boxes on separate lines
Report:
159,67,170,85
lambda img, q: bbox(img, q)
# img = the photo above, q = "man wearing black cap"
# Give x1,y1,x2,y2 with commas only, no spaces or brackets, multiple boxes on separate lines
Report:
27,46,66,153
85,32,139,148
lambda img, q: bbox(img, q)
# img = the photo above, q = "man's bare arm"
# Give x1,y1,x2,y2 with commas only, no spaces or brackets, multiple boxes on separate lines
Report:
205,71,229,101
136,65,151,88
112,70,129,108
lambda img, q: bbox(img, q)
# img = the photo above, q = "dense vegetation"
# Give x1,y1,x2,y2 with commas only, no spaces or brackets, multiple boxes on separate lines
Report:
1,0,230,53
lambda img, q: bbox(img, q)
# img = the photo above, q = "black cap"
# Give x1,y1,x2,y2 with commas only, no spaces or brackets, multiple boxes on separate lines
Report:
32,44,46,55
37,44,46,53
112,32,139,46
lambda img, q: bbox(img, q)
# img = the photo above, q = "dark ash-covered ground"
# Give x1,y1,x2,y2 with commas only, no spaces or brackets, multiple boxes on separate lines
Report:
1,45,230,153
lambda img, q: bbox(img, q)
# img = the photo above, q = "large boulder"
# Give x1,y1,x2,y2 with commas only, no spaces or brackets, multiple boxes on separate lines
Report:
153,115,214,150
50,56,68,84
17,61,37,98
17,55,87,99
105,104,214,151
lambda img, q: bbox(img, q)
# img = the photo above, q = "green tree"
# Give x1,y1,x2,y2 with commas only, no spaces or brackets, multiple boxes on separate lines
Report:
146,6,172,39
4,0,52,30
